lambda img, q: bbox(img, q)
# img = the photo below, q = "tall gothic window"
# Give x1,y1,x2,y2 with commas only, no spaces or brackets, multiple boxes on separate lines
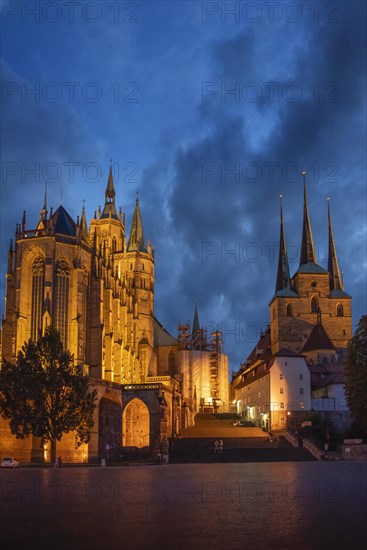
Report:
31,257,45,341
286,303,292,316
311,297,318,313
54,259,70,346
337,304,344,317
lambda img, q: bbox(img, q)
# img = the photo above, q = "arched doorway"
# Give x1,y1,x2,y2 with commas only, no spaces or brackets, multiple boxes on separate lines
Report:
122,398,150,448
98,397,123,460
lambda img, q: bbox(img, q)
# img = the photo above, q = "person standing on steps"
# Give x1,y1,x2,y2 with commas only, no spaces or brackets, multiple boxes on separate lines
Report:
214,440,219,453
161,436,170,464
219,439,224,453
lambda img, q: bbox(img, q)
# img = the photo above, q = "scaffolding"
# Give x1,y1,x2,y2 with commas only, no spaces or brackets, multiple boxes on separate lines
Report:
192,326,208,351
177,322,191,350
209,330,222,409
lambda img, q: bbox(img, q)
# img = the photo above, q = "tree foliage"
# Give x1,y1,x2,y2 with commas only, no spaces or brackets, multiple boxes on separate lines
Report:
0,327,97,459
344,315,367,432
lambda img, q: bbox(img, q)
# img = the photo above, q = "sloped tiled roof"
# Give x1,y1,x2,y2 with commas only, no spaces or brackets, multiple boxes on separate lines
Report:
153,317,179,347
51,206,76,236
302,323,335,352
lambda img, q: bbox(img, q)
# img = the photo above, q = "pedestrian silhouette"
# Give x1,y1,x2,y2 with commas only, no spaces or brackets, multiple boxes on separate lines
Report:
219,440,224,453
214,440,219,453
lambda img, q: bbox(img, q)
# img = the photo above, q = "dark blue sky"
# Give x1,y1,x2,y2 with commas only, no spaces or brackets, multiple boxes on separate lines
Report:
1,1,366,374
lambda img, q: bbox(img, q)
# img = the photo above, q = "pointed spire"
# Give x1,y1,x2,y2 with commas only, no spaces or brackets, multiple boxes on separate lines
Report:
327,197,343,291
192,300,203,350
127,197,147,252
36,183,48,233
193,300,200,333
101,164,118,219
22,210,26,233
275,194,293,293
7,239,13,274
78,204,89,243
300,171,316,266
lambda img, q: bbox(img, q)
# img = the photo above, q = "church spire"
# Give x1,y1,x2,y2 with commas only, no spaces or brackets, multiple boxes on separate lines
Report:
275,194,292,293
327,198,343,291
101,164,118,219
192,300,203,350
193,300,200,333
78,204,89,243
41,182,48,220
127,197,147,252
300,171,316,266
36,183,48,233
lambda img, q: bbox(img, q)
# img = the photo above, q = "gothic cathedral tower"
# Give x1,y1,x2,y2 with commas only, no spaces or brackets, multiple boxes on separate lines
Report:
269,173,352,355
1,166,157,385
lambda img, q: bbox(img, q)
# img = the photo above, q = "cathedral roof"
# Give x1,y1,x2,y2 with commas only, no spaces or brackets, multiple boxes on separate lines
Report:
294,262,328,275
51,206,76,236
302,322,335,352
153,318,179,347
330,289,351,298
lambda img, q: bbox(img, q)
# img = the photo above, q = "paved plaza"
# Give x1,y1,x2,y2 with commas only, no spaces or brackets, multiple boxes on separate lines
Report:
1,461,366,550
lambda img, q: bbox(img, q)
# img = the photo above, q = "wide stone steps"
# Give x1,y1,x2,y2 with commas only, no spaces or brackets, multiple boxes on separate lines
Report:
169,437,315,463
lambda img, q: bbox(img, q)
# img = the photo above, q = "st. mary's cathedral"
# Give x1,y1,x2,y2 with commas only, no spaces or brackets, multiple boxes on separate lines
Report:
0,166,229,462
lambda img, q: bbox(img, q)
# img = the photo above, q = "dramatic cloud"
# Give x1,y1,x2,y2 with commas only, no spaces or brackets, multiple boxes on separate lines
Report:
1,1,366,373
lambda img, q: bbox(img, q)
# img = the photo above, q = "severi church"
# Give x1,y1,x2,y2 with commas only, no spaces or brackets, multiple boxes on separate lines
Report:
230,173,352,433
0,166,229,463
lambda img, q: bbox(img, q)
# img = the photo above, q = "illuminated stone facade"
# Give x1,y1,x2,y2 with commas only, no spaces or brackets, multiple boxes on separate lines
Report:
0,167,229,461
231,180,352,430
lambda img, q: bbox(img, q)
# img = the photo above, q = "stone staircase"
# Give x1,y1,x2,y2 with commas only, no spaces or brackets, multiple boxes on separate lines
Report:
169,414,315,463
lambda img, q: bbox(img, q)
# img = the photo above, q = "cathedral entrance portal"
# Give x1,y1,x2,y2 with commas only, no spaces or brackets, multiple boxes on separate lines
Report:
122,398,150,448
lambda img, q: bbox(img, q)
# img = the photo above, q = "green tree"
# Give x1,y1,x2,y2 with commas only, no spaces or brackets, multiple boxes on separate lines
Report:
0,327,97,462
344,315,367,432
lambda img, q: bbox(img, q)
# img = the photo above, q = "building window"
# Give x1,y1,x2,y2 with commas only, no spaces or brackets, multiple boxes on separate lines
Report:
300,374,303,380
54,259,70,346
337,304,344,317
286,303,292,316
280,417,285,427
280,402,284,409
300,388,304,394
311,297,318,313
285,362,287,366
31,257,45,341
280,388,284,394
280,373,284,379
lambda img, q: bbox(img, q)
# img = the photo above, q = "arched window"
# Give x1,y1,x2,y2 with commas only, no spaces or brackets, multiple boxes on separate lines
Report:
337,304,344,317
31,257,45,341
112,237,117,253
311,297,318,313
286,303,292,316
54,259,70,346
